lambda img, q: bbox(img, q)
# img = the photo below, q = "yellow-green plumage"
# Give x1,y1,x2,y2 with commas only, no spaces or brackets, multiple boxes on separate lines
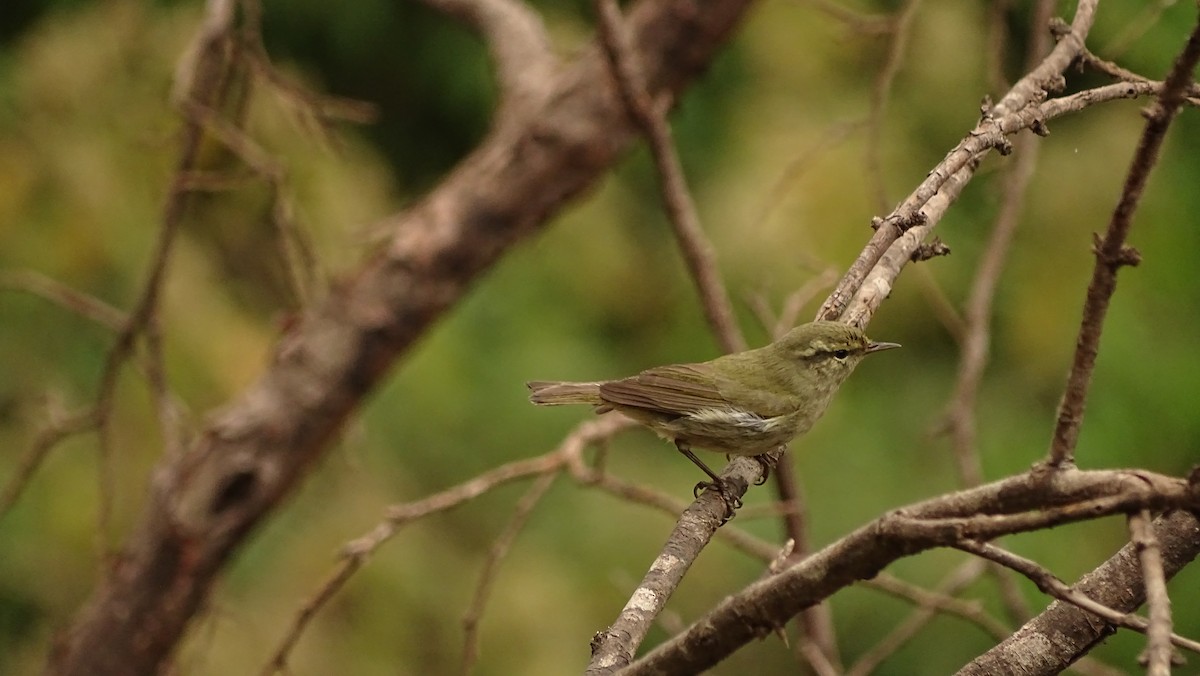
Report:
528,321,899,464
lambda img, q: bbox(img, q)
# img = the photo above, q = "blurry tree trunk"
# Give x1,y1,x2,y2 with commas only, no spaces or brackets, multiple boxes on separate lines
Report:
44,1,756,674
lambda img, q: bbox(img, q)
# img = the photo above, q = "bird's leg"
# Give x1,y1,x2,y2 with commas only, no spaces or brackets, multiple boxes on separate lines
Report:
675,441,742,517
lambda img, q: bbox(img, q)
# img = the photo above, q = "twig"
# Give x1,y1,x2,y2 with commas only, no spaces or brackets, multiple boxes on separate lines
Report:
839,153,976,328
0,272,194,507
848,560,1003,676
460,473,558,675
1074,39,1200,102
176,98,317,306
238,0,378,141
1129,510,1175,675
776,468,841,673
865,564,1010,641
864,0,922,214
954,539,1199,657
593,0,745,355
1047,14,1200,467
750,120,864,232
800,0,892,34
86,0,242,572
939,0,1055,625
0,270,127,330
836,78,1176,333
577,469,779,562
0,405,97,520
0,272,118,515
941,0,1053,490
1101,0,1181,59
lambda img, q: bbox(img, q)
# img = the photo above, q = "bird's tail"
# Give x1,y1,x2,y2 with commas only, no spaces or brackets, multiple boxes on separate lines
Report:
527,381,604,406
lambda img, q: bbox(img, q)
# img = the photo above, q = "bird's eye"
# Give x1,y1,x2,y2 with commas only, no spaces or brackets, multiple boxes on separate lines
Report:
833,349,850,360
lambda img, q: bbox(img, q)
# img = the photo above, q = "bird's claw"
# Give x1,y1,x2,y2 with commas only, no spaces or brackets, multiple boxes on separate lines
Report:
693,479,742,522
752,453,777,485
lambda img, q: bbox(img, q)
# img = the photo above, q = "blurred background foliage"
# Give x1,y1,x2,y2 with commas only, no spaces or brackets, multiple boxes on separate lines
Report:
1,0,1198,674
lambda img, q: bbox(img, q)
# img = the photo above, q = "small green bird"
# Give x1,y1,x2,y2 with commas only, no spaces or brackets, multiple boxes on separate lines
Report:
528,320,899,501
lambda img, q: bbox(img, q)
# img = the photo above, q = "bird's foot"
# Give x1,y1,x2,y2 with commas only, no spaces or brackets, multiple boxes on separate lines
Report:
752,453,778,485
693,478,743,522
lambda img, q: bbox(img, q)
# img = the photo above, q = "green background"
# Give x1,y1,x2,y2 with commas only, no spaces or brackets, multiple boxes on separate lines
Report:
1,0,1198,674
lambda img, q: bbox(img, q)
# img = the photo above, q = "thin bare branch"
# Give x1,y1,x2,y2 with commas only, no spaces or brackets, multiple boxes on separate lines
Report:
955,539,1199,658
1048,15,1200,466
939,0,1055,628
751,120,864,232
0,270,127,330
238,0,378,142
593,0,745,355
941,0,1054,489
1129,511,1175,675
177,98,317,305
460,473,558,675
864,0,922,214
0,272,193,500
866,564,1010,641
577,469,779,562
957,510,1200,675
798,0,892,34
1102,0,1181,58
848,560,1003,676
0,404,98,521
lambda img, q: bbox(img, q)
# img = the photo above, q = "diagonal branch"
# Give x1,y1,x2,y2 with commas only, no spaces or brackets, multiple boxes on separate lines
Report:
818,0,1097,322
593,0,745,355
1047,14,1200,467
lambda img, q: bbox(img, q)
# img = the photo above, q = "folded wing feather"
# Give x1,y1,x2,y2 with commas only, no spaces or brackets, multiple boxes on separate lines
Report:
598,364,730,417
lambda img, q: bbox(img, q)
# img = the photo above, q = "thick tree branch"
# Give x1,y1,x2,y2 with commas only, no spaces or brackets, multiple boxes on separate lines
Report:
622,468,1198,674
420,0,559,125
44,1,757,674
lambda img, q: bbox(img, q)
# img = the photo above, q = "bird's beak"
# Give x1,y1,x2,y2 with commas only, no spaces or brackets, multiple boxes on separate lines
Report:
866,341,901,353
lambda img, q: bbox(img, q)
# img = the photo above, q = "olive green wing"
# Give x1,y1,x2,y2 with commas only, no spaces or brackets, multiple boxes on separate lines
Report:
597,364,730,418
